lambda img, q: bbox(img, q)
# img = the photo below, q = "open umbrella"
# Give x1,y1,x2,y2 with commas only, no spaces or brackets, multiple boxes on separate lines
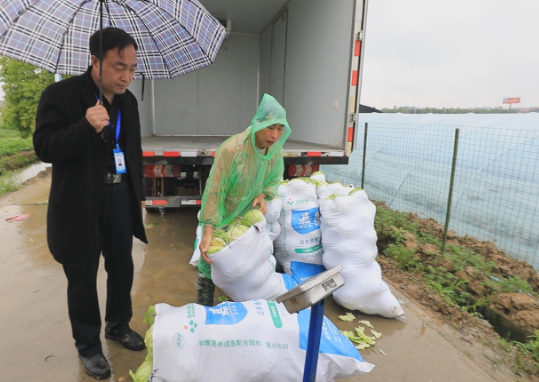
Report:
0,0,227,80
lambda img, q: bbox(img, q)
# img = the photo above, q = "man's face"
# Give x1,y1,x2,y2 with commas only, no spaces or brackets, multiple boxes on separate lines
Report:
92,45,137,99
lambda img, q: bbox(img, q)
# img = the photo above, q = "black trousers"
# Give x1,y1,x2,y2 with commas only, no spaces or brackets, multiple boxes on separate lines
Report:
62,181,135,357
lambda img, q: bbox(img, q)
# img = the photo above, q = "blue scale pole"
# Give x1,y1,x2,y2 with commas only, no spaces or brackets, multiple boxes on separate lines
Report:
303,299,326,382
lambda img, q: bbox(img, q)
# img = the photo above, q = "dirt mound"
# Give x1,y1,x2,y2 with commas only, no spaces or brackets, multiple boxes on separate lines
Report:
491,293,539,330
375,203,539,378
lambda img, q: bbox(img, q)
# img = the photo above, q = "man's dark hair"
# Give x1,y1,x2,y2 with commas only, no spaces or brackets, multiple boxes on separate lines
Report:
89,27,138,61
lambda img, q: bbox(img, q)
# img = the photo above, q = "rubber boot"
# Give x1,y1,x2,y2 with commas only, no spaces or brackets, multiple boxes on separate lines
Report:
196,273,215,306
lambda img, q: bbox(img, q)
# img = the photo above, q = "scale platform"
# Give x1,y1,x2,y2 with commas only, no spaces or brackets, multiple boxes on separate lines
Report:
275,265,344,313
275,265,345,381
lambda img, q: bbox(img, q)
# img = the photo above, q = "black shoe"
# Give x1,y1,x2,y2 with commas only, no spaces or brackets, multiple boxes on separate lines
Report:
79,353,111,380
105,326,145,351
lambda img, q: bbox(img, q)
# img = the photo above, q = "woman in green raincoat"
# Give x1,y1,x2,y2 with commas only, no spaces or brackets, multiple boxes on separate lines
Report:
197,94,292,305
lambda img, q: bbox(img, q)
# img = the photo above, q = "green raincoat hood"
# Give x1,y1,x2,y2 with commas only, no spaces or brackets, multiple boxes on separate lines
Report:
247,93,292,159
199,94,291,231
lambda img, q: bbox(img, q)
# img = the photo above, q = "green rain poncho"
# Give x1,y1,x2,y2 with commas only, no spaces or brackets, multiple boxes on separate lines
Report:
198,94,292,278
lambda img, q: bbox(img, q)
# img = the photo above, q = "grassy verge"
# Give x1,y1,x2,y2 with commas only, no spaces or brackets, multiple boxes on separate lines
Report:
0,150,39,174
374,201,539,375
0,170,20,195
0,128,40,196
0,128,34,154
375,202,538,304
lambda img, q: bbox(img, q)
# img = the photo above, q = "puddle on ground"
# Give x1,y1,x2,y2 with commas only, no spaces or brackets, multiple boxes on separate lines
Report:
10,161,51,186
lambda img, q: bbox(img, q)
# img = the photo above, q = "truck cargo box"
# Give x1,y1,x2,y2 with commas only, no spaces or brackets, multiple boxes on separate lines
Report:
128,0,368,209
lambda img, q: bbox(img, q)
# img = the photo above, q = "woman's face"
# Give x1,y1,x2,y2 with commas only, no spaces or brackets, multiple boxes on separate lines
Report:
255,124,285,148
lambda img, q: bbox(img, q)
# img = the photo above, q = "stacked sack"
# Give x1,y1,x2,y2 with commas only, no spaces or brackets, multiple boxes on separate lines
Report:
189,211,203,267
206,211,296,301
315,180,354,201
265,197,282,242
317,179,406,320
273,178,326,283
130,301,374,382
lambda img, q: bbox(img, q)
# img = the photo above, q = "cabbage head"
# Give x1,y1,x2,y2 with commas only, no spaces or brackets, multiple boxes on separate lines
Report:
226,224,250,241
241,209,264,227
310,171,327,182
311,179,329,187
129,323,155,382
225,217,243,232
212,229,229,244
292,177,312,183
325,193,347,200
207,236,227,254
207,246,224,254
229,217,242,226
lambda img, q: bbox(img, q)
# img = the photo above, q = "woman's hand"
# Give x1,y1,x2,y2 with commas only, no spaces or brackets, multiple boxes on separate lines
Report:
251,193,267,215
199,226,214,264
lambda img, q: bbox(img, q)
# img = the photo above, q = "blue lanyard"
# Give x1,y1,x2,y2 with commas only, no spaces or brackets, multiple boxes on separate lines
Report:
114,109,122,149
94,94,122,149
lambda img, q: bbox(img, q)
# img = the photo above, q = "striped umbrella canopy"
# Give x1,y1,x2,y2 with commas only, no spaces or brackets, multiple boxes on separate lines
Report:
0,0,228,80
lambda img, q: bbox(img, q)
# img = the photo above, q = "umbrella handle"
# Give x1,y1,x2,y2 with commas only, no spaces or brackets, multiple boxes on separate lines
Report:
98,0,104,104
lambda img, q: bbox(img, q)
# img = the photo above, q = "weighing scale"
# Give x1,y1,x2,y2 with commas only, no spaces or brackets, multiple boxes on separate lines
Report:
275,265,345,382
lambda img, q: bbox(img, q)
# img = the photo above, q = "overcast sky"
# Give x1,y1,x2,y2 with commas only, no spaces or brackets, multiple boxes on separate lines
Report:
1,0,537,111
360,0,539,110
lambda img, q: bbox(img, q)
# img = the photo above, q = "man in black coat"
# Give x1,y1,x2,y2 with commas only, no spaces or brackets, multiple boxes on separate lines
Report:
34,27,148,380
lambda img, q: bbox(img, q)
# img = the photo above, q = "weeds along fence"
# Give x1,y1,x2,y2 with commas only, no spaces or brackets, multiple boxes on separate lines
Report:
321,116,539,272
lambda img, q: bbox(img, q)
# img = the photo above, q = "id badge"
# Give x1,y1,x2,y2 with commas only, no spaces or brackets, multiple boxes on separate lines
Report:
113,148,127,174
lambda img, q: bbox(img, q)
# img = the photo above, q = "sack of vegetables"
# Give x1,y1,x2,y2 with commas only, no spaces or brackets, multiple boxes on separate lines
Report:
209,209,296,301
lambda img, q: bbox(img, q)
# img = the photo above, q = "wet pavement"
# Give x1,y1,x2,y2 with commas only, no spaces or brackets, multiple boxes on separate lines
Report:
0,172,514,382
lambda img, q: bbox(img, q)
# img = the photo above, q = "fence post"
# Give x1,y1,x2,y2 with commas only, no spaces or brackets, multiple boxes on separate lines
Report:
442,128,460,253
361,123,368,189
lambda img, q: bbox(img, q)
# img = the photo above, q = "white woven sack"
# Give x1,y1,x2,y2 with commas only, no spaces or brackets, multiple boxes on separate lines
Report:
321,190,406,320
150,301,374,382
274,179,323,267
320,190,378,265
315,182,354,200
209,218,295,301
189,211,203,267
329,261,406,320
265,198,282,241
266,222,281,242
265,198,282,223
310,172,327,182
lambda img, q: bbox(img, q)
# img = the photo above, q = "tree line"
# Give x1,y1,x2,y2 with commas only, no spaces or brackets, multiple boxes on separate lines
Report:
0,57,55,138
1,56,538,138
380,106,538,114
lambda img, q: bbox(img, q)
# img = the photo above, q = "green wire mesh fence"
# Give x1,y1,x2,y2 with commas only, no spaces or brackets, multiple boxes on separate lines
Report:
322,121,539,271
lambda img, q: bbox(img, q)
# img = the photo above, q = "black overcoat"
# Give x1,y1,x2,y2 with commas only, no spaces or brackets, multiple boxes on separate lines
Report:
34,68,148,269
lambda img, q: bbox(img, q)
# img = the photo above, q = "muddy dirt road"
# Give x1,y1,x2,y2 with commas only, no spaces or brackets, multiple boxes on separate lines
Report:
0,171,515,381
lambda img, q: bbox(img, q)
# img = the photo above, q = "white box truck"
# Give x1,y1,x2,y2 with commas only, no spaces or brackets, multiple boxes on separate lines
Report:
129,0,369,211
